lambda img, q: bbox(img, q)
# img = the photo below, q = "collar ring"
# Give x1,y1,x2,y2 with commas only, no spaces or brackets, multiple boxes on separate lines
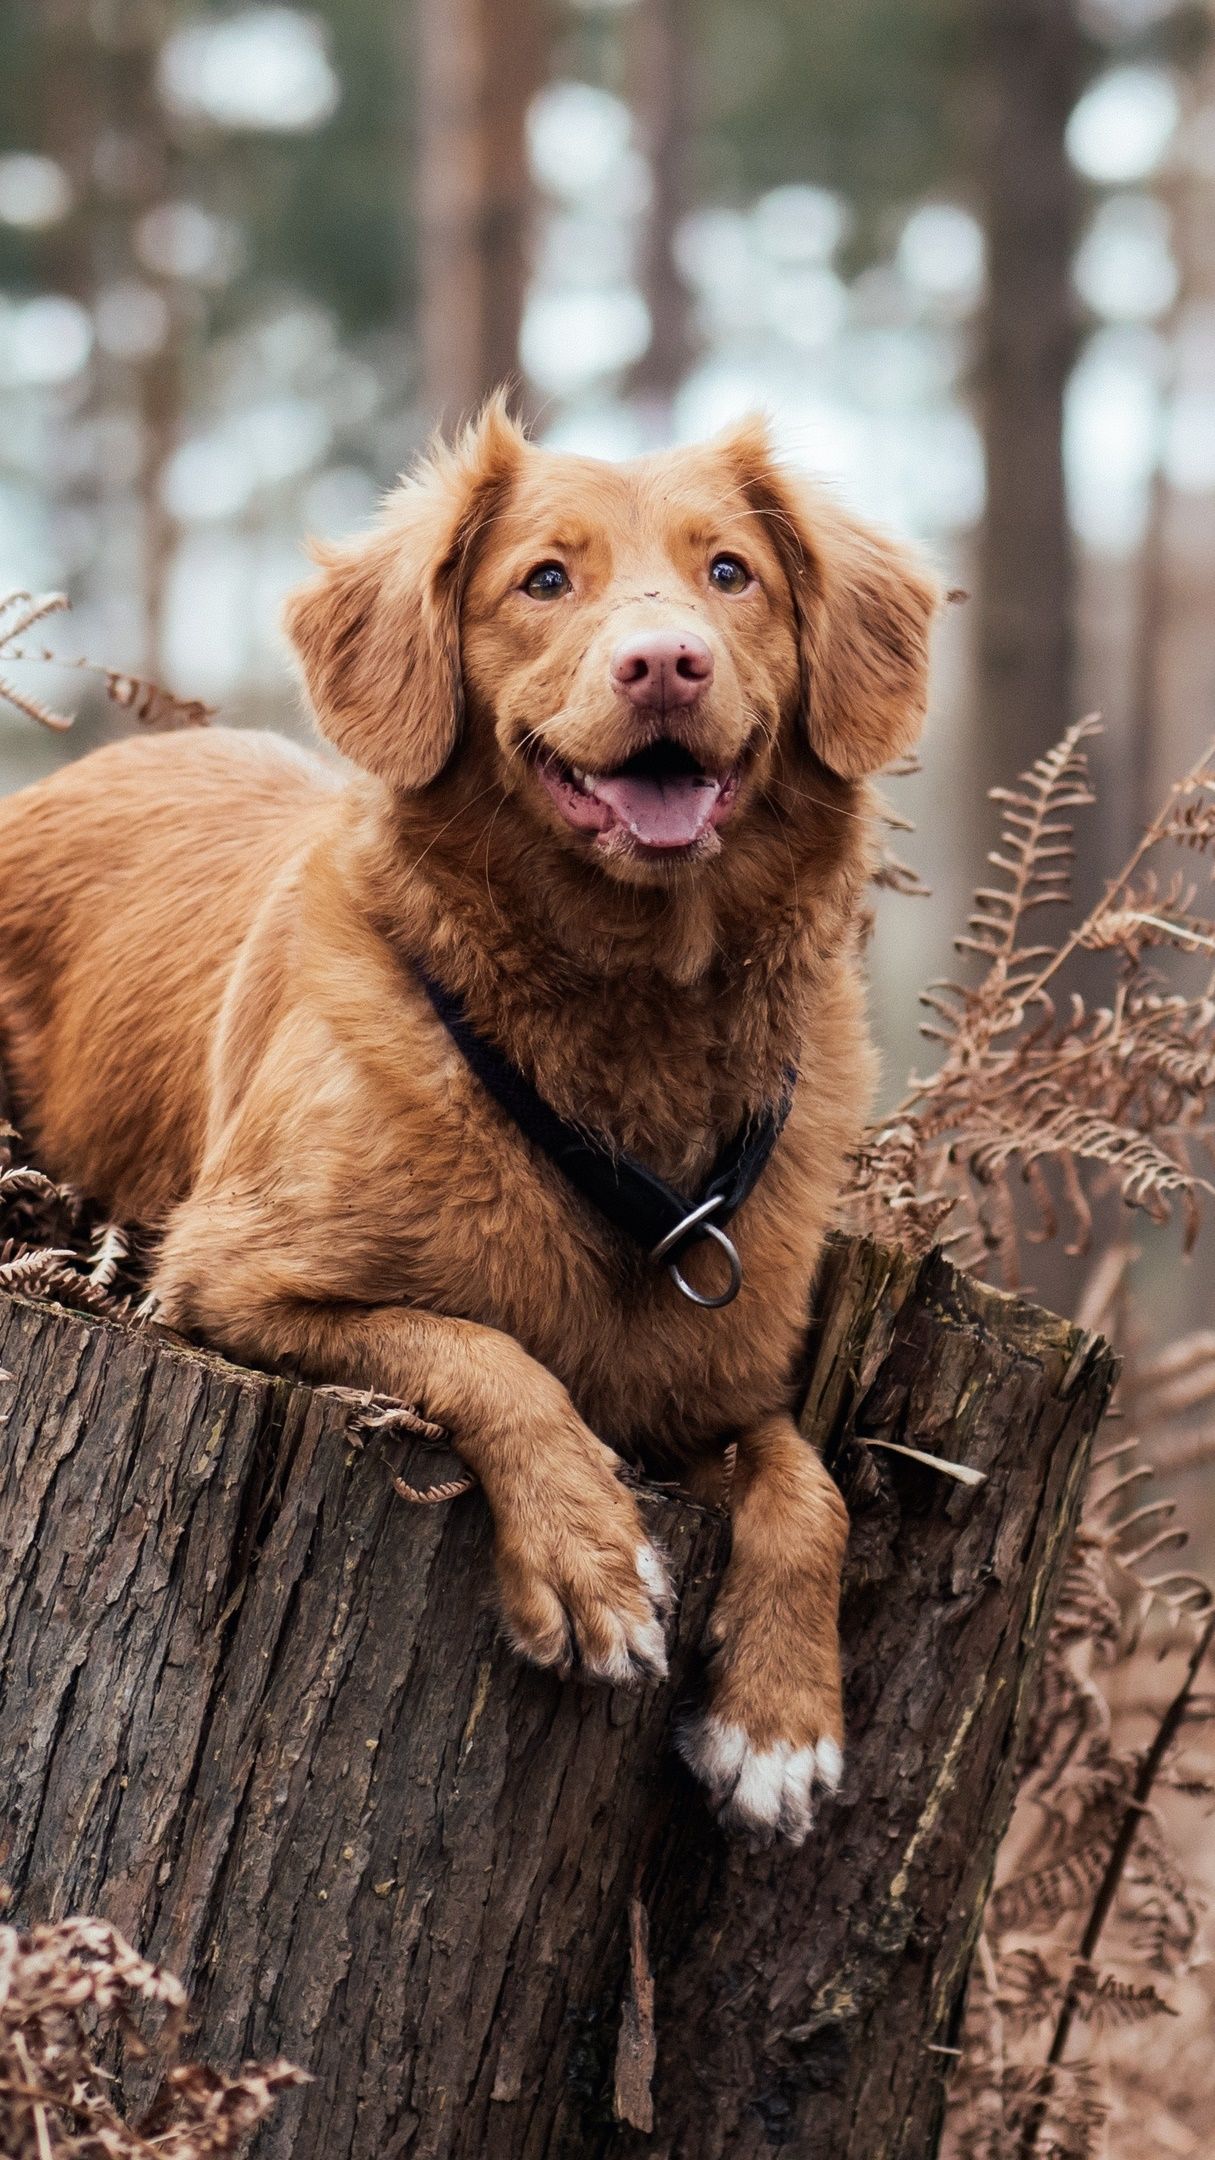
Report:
651,1198,744,1309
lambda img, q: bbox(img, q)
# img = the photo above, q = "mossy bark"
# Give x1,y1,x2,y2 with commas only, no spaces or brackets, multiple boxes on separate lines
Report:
0,1237,1115,2158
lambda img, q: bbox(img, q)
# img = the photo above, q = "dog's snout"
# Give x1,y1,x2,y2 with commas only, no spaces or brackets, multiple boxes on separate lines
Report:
610,630,714,711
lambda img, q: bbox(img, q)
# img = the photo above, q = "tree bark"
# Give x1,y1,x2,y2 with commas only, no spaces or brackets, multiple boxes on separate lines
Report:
973,0,1083,798
0,1236,1114,2159
411,0,545,424
626,0,695,426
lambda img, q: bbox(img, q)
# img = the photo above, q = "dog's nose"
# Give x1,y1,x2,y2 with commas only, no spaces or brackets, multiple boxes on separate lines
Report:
610,630,714,710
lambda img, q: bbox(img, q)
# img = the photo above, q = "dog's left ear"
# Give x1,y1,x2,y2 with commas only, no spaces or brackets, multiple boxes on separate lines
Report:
285,396,525,792
724,417,941,780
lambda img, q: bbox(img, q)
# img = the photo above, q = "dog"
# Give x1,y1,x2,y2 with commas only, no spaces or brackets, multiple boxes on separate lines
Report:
0,399,938,1843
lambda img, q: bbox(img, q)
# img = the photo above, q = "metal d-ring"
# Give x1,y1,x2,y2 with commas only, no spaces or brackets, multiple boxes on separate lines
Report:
650,1196,744,1310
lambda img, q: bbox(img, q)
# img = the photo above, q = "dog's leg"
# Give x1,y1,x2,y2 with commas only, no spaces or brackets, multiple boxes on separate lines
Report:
679,1412,847,1844
156,1270,672,1687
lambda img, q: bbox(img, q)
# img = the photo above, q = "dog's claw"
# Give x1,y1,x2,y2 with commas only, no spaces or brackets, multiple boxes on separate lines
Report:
574,1541,671,1685
501,1535,672,1690
677,1714,843,1845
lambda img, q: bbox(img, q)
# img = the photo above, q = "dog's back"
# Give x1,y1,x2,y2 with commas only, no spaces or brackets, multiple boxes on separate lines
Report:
0,726,337,1218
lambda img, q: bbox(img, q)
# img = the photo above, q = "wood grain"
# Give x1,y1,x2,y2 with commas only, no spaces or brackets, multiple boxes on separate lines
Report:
0,1236,1115,2159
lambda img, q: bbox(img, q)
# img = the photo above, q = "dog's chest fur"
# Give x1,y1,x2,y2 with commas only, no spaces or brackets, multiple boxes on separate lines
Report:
232,892,869,1462
183,802,875,1464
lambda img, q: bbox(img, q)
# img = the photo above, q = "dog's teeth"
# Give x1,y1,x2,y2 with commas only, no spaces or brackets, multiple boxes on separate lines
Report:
572,767,594,793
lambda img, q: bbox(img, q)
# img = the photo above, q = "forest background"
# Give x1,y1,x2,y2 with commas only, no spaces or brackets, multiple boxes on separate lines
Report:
3,6,1215,2153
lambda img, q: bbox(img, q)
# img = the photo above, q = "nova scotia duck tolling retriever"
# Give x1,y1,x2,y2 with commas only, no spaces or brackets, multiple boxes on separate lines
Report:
0,398,939,1843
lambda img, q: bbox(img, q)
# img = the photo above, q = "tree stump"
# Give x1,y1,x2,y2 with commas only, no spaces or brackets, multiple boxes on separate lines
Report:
0,1236,1115,2160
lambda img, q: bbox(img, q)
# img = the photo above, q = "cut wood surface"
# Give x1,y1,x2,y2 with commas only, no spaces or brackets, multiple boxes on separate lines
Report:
0,1236,1115,2159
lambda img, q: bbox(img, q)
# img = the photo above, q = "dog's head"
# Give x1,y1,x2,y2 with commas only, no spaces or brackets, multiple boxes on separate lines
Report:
286,396,940,885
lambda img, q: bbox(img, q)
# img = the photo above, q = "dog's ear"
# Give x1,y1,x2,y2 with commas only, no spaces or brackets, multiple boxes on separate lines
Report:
723,416,940,781
284,396,525,791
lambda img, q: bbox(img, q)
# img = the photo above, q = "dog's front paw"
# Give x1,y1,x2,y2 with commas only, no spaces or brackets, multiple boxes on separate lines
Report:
494,1444,673,1688
678,1711,843,1847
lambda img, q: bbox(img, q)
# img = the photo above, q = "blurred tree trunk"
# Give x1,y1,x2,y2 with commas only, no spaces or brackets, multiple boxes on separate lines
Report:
38,0,95,303
36,2,182,682
627,0,695,426
108,4,181,684
973,0,1083,795
413,0,545,424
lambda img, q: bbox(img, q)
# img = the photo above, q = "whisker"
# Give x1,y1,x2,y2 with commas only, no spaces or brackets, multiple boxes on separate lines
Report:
769,775,874,826
403,778,505,874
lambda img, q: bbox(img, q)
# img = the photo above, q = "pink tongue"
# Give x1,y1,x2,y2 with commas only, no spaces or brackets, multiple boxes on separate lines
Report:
588,773,721,848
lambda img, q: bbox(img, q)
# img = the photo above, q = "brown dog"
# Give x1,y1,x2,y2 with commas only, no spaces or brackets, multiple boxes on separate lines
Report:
0,400,938,1843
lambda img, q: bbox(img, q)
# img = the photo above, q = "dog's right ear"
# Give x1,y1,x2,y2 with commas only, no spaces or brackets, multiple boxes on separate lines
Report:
284,396,525,792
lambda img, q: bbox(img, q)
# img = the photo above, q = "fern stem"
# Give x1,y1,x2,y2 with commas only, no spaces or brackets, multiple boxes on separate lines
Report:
1016,1609,1215,2159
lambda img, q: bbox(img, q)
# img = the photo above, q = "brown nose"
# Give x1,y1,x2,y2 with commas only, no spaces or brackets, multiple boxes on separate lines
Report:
610,629,714,710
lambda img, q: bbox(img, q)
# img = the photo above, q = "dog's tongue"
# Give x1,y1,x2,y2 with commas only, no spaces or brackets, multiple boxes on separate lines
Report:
588,771,721,848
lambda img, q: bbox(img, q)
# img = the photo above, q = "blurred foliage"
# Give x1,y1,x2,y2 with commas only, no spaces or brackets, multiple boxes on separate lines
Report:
694,0,970,255
561,0,973,263
0,0,406,329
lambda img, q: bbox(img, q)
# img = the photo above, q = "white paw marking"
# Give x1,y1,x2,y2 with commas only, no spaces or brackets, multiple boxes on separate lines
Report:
636,1541,673,1610
816,1736,843,1791
678,1716,844,1844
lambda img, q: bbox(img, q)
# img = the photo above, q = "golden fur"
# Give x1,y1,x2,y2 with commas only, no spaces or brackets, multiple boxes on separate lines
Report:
0,400,938,1842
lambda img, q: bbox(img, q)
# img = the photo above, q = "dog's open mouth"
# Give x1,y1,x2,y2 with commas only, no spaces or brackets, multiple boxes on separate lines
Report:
534,738,743,853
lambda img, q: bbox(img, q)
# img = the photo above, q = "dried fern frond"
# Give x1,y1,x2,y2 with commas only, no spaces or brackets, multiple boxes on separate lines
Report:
0,1903,305,2158
1070,1967,1177,2025
872,845,932,898
0,586,215,738
0,1244,130,1316
0,590,74,729
963,717,1099,968
850,726,1215,1280
947,2052,1108,2160
0,589,69,644
990,1841,1113,1937
99,669,215,731
0,1113,139,1319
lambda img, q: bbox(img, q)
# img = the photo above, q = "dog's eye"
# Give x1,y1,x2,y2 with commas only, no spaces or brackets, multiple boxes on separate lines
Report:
524,562,571,600
709,554,751,595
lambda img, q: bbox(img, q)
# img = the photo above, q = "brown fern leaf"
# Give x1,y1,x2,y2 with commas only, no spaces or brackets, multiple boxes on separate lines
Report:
962,717,1100,967
1006,2061,1108,2160
0,1244,130,1317
0,1905,306,2158
0,588,74,729
872,845,932,898
0,1165,64,1209
948,2061,1108,2160
989,1838,1112,1936
88,1221,130,1293
1079,870,1215,959
1071,1964,1178,2024
0,588,69,648
1163,788,1215,851
855,726,1215,1290
991,1947,1060,2031
0,670,73,732
100,669,215,731
0,585,216,737
1120,1818,1202,1970
966,1103,1208,1244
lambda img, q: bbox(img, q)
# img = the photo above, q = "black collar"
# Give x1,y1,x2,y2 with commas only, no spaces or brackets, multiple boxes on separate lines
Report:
416,963,795,1309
